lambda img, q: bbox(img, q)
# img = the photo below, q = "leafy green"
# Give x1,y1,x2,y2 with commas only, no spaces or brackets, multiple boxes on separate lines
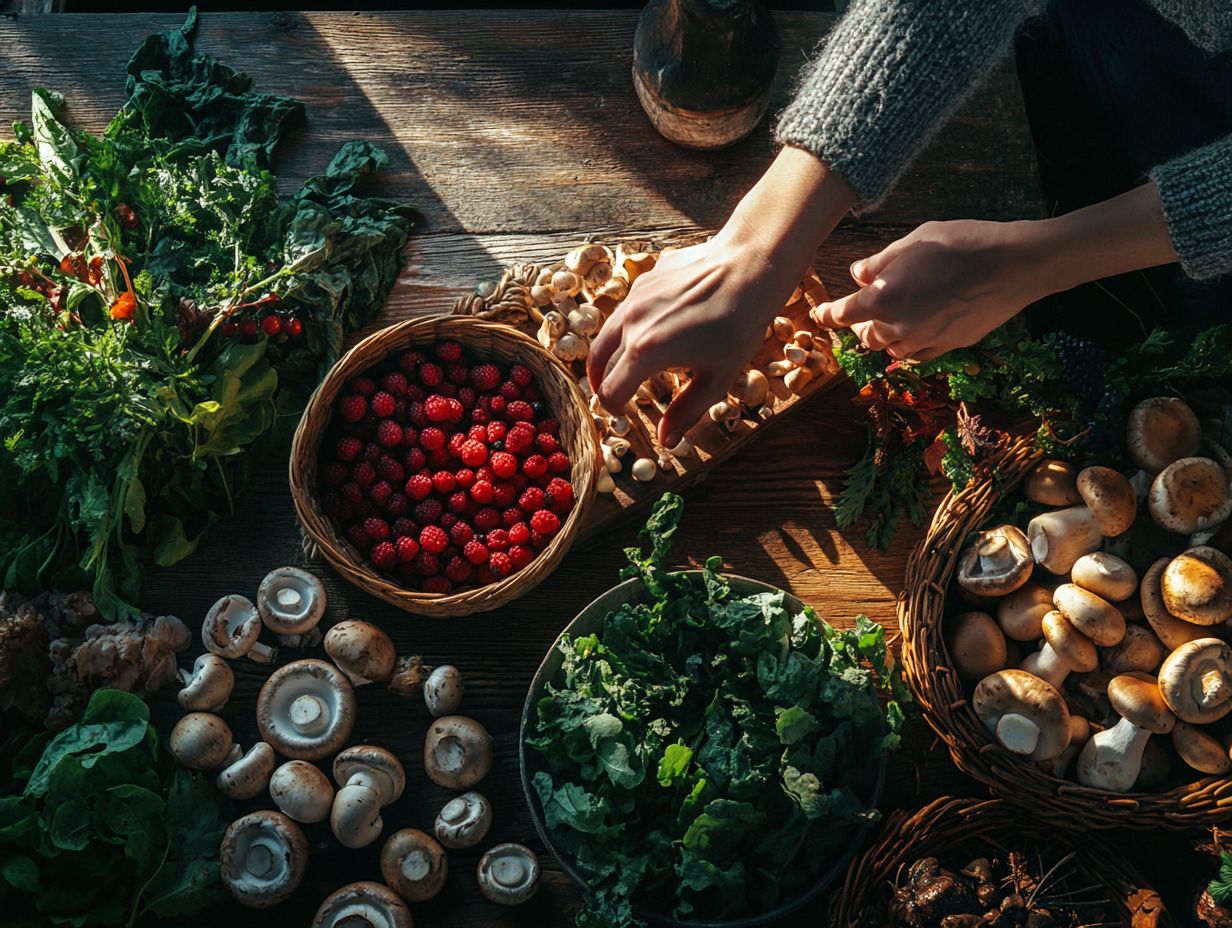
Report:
0,11,415,617
527,494,905,927
0,690,231,926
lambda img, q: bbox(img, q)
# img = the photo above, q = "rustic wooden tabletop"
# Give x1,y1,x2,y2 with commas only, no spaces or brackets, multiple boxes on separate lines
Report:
0,9,1131,928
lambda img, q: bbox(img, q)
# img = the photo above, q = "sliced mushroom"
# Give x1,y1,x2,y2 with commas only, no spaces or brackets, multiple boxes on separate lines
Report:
1076,674,1175,792
424,715,493,789
424,665,464,716
171,712,234,771
257,566,327,647
217,742,276,800
257,659,356,760
1161,546,1232,625
995,583,1054,642
972,669,1071,761
1159,638,1232,724
203,594,275,663
331,745,406,849
435,791,493,849
269,760,334,823
944,612,1007,682
1027,506,1102,575
1076,466,1138,537
1172,721,1232,776
1052,583,1126,647
955,525,1033,597
1022,459,1081,506
1071,552,1138,602
1149,457,1232,535
312,882,412,928
220,810,308,908
1126,396,1202,474
381,828,448,902
178,653,235,712
477,844,540,906
324,620,397,686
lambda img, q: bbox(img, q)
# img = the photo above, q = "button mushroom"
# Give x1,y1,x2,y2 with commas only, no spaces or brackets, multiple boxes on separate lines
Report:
1159,638,1232,724
1070,551,1138,602
217,742,276,800
1141,556,1212,650
1052,583,1126,647
477,843,540,906
171,712,234,771
324,619,397,687
730,369,769,408
995,583,1054,642
435,791,493,849
312,881,412,928
331,745,406,849
1172,721,1232,776
1102,624,1166,675
256,566,327,648
630,457,658,482
220,810,308,909
381,828,448,902
1161,546,1232,625
1027,506,1102,575
1076,466,1138,537
1018,610,1097,688
257,659,356,760
1149,457,1232,535
269,759,334,823
424,664,464,716
424,715,493,789
1076,674,1175,792
1126,396,1203,474
178,653,235,712
203,594,276,664
944,612,1007,682
1022,459,1081,506
955,525,1033,597
972,669,1072,761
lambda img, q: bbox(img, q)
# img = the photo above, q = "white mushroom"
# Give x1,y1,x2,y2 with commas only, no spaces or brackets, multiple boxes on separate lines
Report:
424,715,493,789
1141,556,1212,650
668,436,694,458
631,457,657,482
1149,457,1232,535
1071,552,1138,602
730,369,769,407
955,525,1033,597
596,469,616,493
324,620,397,686
331,745,406,849
170,712,234,771
202,594,275,664
1158,638,1232,724
972,669,1072,761
1126,396,1202,474
424,664,464,716
256,566,327,648
609,415,632,437
1076,675,1175,792
771,316,793,342
567,303,602,337
269,759,335,823
537,310,567,350
554,332,589,362
312,882,411,928
220,811,308,909
708,399,740,431
477,844,540,906
217,742,276,800
1161,546,1232,625
434,791,493,849
1022,459,1081,507
381,829,448,903
178,653,234,712
256,659,356,760
1027,506,1102,575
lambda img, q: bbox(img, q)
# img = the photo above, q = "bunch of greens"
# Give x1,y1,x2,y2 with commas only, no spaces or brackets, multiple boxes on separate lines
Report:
527,494,906,928
0,689,231,927
0,10,415,618
833,324,1232,547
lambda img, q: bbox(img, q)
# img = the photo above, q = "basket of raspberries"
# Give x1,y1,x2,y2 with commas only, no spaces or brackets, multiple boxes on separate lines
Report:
291,315,598,616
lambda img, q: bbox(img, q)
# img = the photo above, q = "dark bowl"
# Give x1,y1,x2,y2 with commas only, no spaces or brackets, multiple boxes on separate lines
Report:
519,571,888,928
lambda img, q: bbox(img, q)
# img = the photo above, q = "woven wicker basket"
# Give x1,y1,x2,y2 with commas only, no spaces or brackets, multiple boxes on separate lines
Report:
829,796,1172,928
290,314,600,617
900,434,1232,829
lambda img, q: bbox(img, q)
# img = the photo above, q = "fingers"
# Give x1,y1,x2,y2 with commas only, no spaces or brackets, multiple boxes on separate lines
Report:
850,236,911,285
812,287,868,329
586,313,623,396
658,372,719,449
850,320,897,352
596,338,658,412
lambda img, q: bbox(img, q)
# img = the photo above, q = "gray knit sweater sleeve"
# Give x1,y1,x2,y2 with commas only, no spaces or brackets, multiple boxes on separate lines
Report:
1150,134,1232,279
776,0,1042,210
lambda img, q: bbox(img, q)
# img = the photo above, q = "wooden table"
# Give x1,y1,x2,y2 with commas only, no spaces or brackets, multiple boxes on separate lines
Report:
0,10,1062,927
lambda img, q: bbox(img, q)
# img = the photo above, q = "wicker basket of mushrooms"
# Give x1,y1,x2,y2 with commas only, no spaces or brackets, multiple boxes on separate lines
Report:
902,396,1232,829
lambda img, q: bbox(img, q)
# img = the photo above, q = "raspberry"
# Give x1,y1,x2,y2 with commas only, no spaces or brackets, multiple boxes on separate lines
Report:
547,451,571,474
535,433,558,455
470,363,501,391
353,500,375,520
509,363,532,387
407,401,428,428
440,514,458,531
434,340,463,362
490,451,518,479
522,455,549,480
454,468,476,489
371,391,396,418
460,440,488,468
537,419,559,436
423,576,452,594
438,383,458,399
406,384,426,402
470,480,495,504
449,521,475,546
546,477,574,506
420,427,446,452
369,481,392,507
463,539,489,565
350,376,377,396
346,523,371,549
470,406,490,424
419,524,449,555
425,395,451,422
493,482,517,507
381,372,409,396
377,420,403,448
447,431,468,460
457,386,477,410
519,487,546,511
446,398,465,423
505,423,534,454
405,473,433,500
488,551,513,578
364,517,391,542
427,448,451,469
392,517,418,538
397,350,424,375
486,421,508,444
339,394,367,422
476,466,494,484
462,424,483,443
341,482,364,506
499,381,522,401
501,506,524,529
485,528,510,552
415,551,441,576
352,461,376,488
415,498,444,525
385,493,409,517
335,436,363,462
476,566,496,585
448,490,469,513
432,470,457,494
511,474,529,493
404,447,427,473
531,530,551,548
362,442,383,463
509,545,534,570
445,557,472,583
489,395,508,417
474,507,500,532
370,541,396,569
419,362,444,387
395,535,420,562
509,522,531,545
446,362,470,385
322,462,348,487
506,399,534,422
376,456,404,483
530,509,560,536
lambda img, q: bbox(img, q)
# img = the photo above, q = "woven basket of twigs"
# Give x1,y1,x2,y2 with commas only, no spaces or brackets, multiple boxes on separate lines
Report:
829,796,1172,928
290,314,600,616
900,434,1232,829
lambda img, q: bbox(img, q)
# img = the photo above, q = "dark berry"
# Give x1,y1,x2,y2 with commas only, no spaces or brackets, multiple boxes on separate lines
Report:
370,541,396,569
339,394,367,423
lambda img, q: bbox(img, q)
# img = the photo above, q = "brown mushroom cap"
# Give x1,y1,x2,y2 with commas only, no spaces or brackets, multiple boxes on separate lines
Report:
1053,584,1126,647
220,810,308,909
972,669,1072,761
955,525,1033,596
1172,721,1232,775
380,828,448,903
333,745,406,805
1149,457,1232,535
269,760,334,823
1071,552,1138,603
1141,557,1212,650
1107,675,1175,735
256,659,356,760
324,620,397,686
1027,506,1102,575
1162,547,1232,626
256,566,327,636
170,712,234,771
1022,459,1081,507
1126,396,1202,474
1158,638,1232,724
477,844,541,906
1077,466,1138,537
424,715,493,789
944,612,1007,682
216,742,276,800
312,881,412,928
1101,624,1166,675
996,583,1055,642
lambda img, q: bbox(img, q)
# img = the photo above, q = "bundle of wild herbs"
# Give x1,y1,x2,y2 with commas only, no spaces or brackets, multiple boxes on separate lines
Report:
0,11,415,618
526,494,906,927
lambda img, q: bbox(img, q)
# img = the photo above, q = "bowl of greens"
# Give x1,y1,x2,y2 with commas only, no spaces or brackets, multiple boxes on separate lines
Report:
520,494,904,928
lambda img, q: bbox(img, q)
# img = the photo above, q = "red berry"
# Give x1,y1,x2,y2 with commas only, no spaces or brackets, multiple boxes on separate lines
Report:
491,452,518,479
445,557,472,583
447,431,468,459
449,521,475,546
425,395,451,422
350,377,377,396
415,498,444,525
423,576,452,594
460,440,488,468
531,530,551,548
530,509,560,536
362,442,382,463
463,424,483,443
535,433,558,455
377,373,405,397
408,401,428,428
505,423,534,454
509,545,534,570
369,481,392,507
419,362,444,387
438,382,458,399
396,535,420,562
486,528,510,552
547,451,571,474
377,457,405,483
507,400,534,422
398,350,424,375
415,551,441,576
476,466,495,484
284,316,304,337
440,514,459,532
322,462,348,487
341,482,364,505
471,363,501,391
470,480,495,504
448,490,470,513
454,468,476,489
489,395,508,417
385,493,409,517
474,507,500,532
368,391,394,418
261,314,282,336
392,516,418,537
511,474,530,493
446,362,470,385
370,541,396,569
446,398,465,422
352,461,376,488
523,385,542,403
509,363,532,387
486,421,508,444
339,394,367,423
499,381,521,401
493,482,517,507
537,419,559,436
434,340,463,362
419,524,449,555
346,523,372,549
488,551,513,578
463,539,489,565
501,506,524,529
377,420,403,448
221,318,240,337
404,447,427,472
240,317,260,337
428,470,454,494
470,406,490,424
522,455,549,480
546,477,574,505
509,522,531,545
518,487,546,511
427,448,451,469
458,386,477,410
477,566,496,585
364,517,391,542
420,427,446,452
405,474,433,500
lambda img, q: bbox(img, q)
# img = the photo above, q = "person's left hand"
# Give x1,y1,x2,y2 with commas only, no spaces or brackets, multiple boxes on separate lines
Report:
812,219,1051,362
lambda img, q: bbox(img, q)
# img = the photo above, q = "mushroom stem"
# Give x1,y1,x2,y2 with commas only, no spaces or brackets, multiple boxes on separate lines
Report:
289,694,329,736
1076,716,1150,792
1018,644,1068,689
994,713,1041,755
1202,669,1230,707
246,842,276,879
248,641,277,664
